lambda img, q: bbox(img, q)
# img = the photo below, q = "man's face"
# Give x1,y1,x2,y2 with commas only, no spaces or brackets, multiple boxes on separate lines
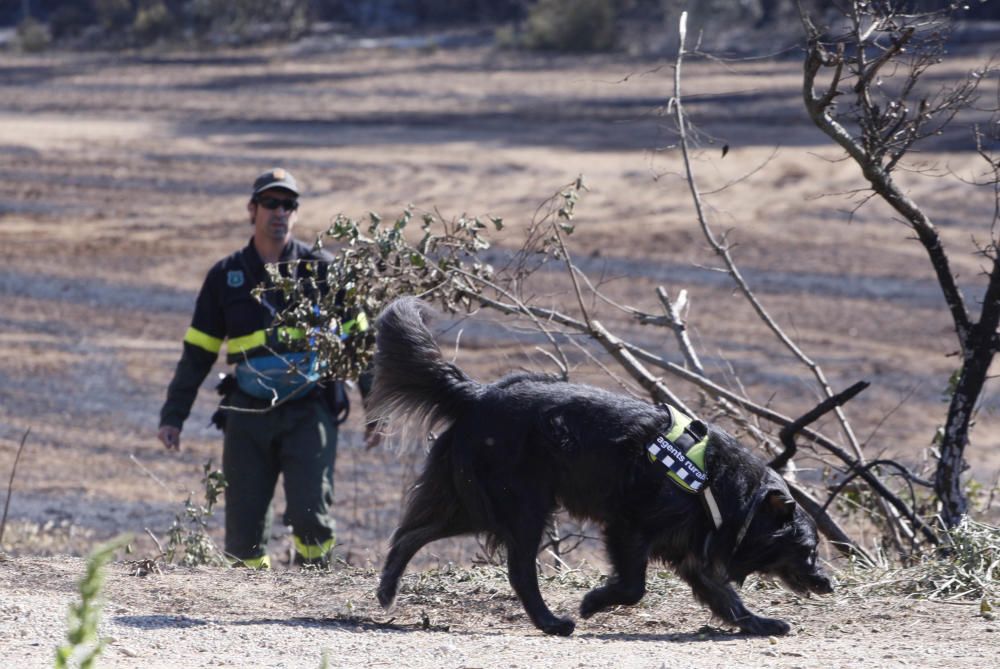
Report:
249,188,298,242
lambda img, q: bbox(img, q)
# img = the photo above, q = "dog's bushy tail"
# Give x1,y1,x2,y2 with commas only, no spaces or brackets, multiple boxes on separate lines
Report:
367,297,479,436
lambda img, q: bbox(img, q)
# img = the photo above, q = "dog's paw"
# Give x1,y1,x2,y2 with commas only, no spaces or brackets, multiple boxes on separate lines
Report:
540,616,576,637
739,615,791,636
579,592,605,619
579,584,644,619
376,581,397,610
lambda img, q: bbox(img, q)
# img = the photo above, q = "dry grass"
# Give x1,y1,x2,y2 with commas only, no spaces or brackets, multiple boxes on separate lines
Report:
835,517,999,604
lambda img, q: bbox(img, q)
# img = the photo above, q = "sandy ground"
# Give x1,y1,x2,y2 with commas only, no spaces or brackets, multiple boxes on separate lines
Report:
1,555,997,669
1,31,999,668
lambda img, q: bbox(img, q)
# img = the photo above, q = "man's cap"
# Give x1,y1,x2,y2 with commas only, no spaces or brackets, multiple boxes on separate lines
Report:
252,167,299,197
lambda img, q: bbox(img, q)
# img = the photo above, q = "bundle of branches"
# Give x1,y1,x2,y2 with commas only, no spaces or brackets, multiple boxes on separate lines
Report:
258,207,507,382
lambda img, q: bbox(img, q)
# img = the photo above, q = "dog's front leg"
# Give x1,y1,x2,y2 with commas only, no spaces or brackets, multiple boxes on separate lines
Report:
681,564,791,636
580,522,649,619
506,542,575,636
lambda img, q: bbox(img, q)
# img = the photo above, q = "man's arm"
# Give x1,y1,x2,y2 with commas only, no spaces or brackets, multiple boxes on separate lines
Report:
158,343,218,449
158,266,225,450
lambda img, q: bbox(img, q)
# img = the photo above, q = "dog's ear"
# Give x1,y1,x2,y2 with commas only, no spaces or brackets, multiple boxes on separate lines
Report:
763,489,796,523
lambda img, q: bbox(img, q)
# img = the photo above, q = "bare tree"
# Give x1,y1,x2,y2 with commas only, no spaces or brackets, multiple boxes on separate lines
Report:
798,1,999,527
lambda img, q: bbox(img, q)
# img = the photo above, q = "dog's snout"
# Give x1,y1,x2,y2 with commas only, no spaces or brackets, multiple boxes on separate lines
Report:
810,572,834,595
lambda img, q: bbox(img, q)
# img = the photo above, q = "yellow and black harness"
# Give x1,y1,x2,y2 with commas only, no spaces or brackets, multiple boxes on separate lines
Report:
645,404,723,529
647,404,785,560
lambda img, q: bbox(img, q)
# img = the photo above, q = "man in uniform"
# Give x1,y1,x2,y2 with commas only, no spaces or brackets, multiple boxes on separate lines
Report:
157,167,367,568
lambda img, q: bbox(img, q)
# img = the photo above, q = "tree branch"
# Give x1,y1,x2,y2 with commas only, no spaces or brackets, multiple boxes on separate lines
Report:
801,17,973,350
674,11,866,463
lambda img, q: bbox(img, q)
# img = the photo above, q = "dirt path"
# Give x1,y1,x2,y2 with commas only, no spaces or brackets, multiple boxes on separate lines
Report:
1,556,996,668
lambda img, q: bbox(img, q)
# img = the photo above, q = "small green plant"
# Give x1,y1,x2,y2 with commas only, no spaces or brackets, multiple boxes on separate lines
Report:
54,535,131,669
164,461,228,567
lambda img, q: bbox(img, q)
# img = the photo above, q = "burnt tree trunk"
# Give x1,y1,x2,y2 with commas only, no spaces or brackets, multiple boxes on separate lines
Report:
935,261,1000,525
800,6,1000,528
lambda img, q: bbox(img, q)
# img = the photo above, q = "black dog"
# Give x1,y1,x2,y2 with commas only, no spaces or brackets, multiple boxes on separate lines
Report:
369,297,832,636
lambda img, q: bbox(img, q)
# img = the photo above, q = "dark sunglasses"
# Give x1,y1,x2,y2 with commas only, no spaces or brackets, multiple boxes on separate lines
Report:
255,196,299,212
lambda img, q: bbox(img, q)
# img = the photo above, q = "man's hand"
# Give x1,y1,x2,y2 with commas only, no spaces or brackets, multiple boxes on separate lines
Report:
364,422,382,450
158,425,181,451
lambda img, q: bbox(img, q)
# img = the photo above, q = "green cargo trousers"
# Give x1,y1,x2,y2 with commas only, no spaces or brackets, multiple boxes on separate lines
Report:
221,390,337,565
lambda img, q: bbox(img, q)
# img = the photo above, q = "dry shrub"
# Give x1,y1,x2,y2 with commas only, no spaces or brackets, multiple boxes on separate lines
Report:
16,17,50,53
133,1,178,43
522,0,618,52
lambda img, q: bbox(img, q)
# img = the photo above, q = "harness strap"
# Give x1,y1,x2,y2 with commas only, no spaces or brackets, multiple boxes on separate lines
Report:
702,487,723,529
646,405,709,493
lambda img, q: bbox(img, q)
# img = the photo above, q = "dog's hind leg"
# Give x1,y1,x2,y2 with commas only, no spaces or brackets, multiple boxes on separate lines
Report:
377,519,469,609
579,521,649,619
502,514,576,636
680,562,791,636
377,485,474,609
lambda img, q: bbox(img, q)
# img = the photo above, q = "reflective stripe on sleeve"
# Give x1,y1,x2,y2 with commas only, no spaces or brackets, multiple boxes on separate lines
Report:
227,327,306,354
227,330,266,354
183,327,223,354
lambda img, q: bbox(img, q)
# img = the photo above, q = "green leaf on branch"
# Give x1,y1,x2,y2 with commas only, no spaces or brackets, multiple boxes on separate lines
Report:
257,179,587,382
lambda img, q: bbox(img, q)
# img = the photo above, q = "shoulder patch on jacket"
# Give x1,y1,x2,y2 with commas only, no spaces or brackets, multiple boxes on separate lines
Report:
227,270,245,288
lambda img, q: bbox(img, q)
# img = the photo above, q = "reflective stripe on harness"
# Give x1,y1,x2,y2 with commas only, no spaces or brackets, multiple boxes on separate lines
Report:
646,404,709,493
